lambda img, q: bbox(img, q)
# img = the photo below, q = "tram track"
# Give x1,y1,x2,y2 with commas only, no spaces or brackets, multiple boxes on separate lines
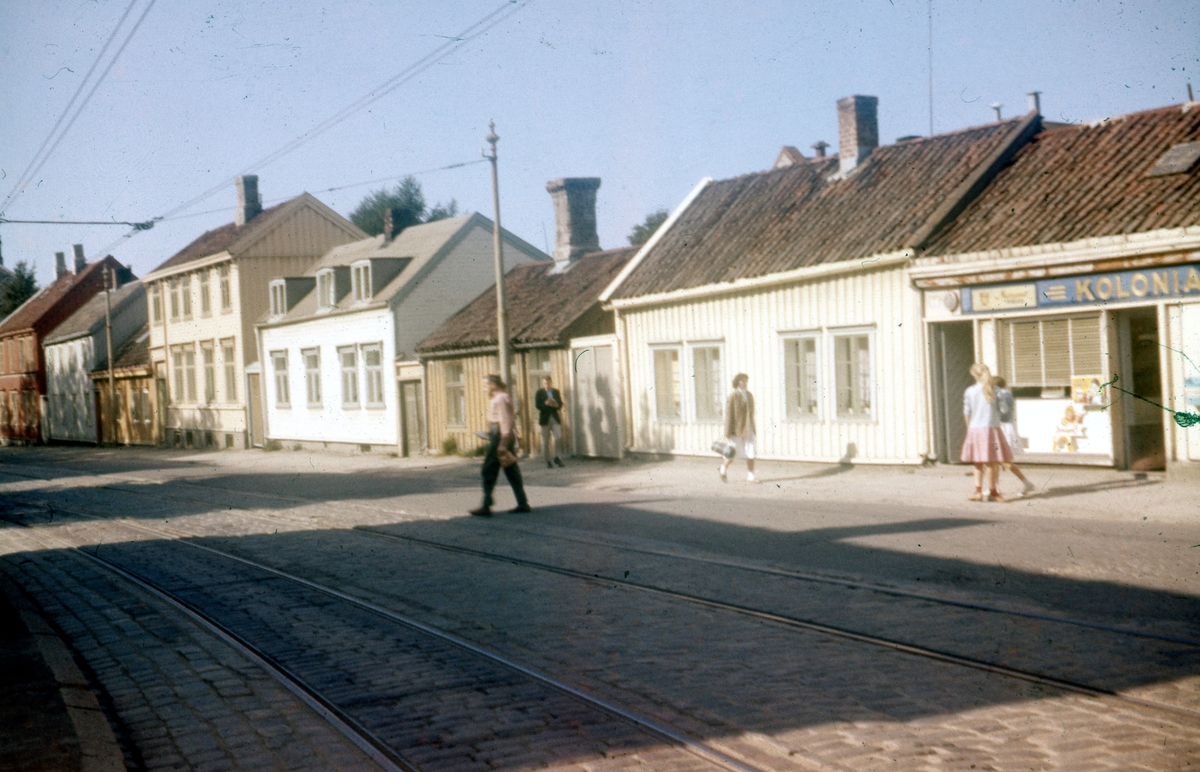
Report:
1,502,778,772
3,467,1199,731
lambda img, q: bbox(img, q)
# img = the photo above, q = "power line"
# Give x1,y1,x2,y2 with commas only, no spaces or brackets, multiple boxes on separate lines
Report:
1,0,158,216
0,217,154,229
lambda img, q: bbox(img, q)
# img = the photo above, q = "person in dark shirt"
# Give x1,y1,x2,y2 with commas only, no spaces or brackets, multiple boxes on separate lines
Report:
535,376,565,468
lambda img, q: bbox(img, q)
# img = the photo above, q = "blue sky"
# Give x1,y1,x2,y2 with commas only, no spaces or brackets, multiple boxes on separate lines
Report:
1,0,1197,281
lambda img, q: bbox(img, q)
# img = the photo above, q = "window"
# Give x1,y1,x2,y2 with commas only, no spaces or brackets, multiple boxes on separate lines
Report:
652,347,682,421
998,314,1102,390
171,347,185,402
151,283,162,323
199,270,212,316
201,342,215,404
363,344,384,406
339,346,359,406
527,350,552,411
272,351,290,407
181,274,193,318
269,282,286,316
445,361,465,425
183,346,196,403
303,348,321,406
352,263,371,301
316,271,334,309
833,332,873,419
219,264,232,311
690,345,723,422
221,339,237,402
169,279,180,320
130,386,140,424
783,336,820,419
140,390,152,424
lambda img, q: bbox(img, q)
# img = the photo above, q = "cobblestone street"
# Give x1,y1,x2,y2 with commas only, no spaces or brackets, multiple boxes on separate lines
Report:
2,445,1198,771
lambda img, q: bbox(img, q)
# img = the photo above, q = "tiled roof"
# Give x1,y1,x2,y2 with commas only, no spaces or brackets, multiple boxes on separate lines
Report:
610,120,1022,299
43,281,145,345
0,257,123,335
924,103,1200,255
416,247,637,353
96,323,151,373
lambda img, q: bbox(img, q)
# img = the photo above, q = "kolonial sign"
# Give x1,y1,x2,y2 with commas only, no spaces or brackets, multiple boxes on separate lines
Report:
962,262,1200,313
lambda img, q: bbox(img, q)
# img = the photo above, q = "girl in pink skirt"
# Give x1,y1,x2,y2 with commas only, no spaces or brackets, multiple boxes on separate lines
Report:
961,363,1013,502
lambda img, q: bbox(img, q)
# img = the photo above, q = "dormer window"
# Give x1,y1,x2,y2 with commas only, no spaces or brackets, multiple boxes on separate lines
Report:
269,280,286,317
352,262,371,302
316,270,335,310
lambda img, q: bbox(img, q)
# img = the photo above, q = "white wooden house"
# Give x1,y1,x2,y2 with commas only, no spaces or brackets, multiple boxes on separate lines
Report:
601,95,1044,465
43,280,145,443
256,212,547,453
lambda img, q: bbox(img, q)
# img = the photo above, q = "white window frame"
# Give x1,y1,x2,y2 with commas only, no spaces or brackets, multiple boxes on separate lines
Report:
339,346,359,407
781,332,822,421
151,283,162,323
650,344,684,423
687,342,724,424
169,279,180,321
271,350,290,408
218,264,232,312
183,345,197,403
199,270,212,316
362,343,385,407
181,274,193,319
316,270,334,310
351,262,371,302
221,338,237,402
303,348,322,407
445,361,465,426
831,327,875,422
269,281,286,317
201,341,215,404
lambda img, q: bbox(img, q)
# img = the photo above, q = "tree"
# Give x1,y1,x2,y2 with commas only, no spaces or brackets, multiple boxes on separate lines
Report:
0,261,38,318
628,208,669,246
348,176,459,236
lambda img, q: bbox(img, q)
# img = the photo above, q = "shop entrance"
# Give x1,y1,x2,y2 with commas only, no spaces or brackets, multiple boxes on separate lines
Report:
929,321,976,463
1117,308,1166,471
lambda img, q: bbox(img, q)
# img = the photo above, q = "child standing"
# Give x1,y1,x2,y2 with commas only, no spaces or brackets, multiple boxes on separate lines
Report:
961,364,1013,502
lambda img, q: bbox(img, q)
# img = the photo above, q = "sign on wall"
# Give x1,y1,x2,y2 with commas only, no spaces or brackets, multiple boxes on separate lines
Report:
961,262,1200,314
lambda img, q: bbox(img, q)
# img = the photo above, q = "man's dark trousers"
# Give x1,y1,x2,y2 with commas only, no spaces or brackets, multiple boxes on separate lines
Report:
481,425,528,509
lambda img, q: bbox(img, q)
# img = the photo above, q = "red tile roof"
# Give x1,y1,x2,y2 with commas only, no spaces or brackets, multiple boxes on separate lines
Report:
0,256,126,335
924,103,1200,255
610,120,1023,299
417,247,636,354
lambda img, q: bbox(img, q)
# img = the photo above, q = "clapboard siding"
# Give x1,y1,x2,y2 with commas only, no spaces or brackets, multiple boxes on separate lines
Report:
622,263,926,464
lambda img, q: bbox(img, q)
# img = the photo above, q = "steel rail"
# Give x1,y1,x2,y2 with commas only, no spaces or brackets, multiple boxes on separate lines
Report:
6,523,417,772
3,503,770,772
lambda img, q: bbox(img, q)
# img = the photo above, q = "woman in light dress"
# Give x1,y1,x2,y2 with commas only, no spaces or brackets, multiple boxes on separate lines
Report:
961,364,1013,502
992,375,1036,496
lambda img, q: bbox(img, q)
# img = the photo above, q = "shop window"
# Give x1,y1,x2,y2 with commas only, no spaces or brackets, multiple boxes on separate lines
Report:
690,344,723,422
833,331,873,419
272,351,290,407
303,348,321,406
783,335,820,419
998,314,1102,393
445,361,465,425
363,344,384,406
652,347,682,421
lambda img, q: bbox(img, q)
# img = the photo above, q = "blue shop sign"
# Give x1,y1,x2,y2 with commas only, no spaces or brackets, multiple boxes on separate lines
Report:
961,262,1200,314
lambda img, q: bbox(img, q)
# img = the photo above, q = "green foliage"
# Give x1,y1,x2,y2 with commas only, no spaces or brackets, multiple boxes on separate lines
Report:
263,439,283,451
627,209,669,246
0,261,38,317
348,176,459,236
441,436,459,456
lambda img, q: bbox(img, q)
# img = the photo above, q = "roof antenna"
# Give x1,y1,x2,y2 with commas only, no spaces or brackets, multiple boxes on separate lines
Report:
990,103,1003,121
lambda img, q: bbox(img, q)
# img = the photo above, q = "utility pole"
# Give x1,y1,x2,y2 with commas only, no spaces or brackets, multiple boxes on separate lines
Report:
483,120,510,383
103,267,116,444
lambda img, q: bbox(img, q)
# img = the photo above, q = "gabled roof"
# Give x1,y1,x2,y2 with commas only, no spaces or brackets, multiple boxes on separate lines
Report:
262,213,547,326
0,256,125,336
91,323,150,374
43,281,145,346
923,103,1200,256
416,247,636,354
148,192,365,275
608,119,1025,300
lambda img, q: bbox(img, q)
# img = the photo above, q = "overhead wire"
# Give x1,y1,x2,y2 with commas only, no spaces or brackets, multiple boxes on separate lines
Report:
1,0,159,216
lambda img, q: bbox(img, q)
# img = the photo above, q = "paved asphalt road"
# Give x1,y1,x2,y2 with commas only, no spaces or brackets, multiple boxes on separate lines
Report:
1,445,1197,771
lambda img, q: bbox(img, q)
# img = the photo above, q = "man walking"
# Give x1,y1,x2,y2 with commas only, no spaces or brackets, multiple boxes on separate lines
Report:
471,375,531,516
720,373,758,483
535,376,565,468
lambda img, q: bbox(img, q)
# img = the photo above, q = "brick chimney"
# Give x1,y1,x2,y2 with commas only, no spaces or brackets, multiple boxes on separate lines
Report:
837,95,879,175
382,207,403,243
72,243,86,273
545,178,601,263
235,175,262,227
55,251,68,280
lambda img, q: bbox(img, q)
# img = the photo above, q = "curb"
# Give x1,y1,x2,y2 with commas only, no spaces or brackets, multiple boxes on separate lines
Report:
1,577,126,772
